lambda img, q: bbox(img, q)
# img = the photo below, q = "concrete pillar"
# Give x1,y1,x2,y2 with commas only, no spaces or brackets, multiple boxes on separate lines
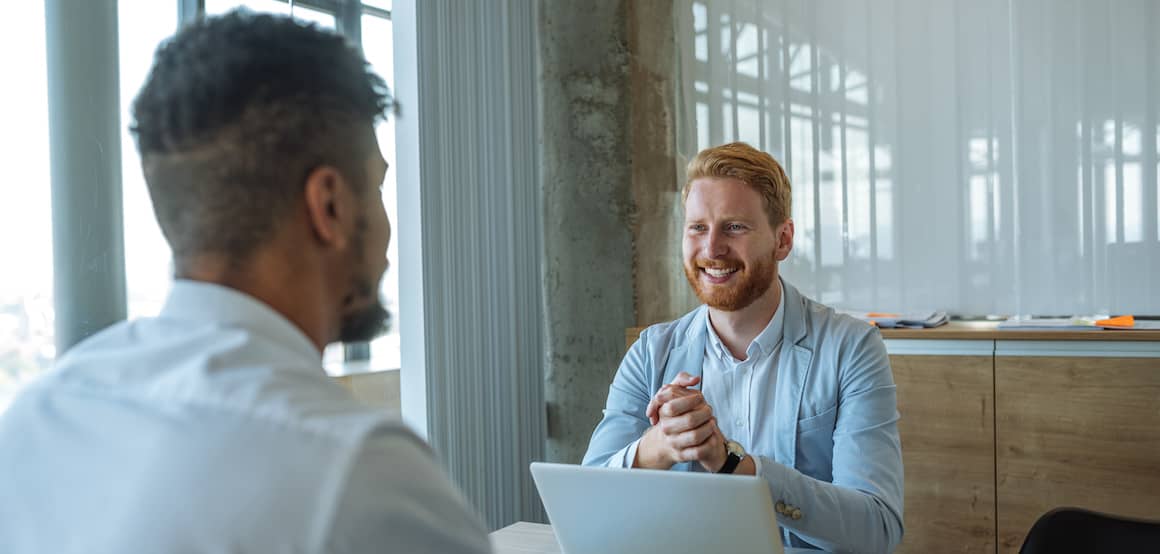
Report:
538,0,686,464
539,0,637,464
628,0,697,327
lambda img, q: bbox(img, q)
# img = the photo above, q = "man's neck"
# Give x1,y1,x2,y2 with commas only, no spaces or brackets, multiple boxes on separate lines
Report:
177,248,333,353
708,278,782,361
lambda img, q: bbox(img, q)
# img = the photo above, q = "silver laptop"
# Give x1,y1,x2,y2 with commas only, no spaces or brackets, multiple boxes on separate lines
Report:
530,462,784,554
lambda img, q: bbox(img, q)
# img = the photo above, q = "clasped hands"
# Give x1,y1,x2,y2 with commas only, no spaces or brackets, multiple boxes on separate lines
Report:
634,372,727,472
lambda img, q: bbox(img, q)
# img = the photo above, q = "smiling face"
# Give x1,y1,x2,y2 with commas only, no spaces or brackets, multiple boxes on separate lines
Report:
682,177,793,311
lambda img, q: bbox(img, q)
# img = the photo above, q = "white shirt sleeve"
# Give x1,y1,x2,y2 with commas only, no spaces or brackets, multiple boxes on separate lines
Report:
324,425,492,554
600,437,643,468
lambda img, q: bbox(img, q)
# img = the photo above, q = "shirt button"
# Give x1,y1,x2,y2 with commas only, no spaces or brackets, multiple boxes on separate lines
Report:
735,419,744,427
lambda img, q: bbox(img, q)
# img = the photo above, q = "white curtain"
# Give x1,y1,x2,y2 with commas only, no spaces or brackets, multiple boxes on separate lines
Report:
395,0,545,528
675,0,1160,316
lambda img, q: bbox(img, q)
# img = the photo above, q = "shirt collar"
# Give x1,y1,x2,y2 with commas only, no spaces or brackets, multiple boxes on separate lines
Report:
159,279,323,363
705,279,786,362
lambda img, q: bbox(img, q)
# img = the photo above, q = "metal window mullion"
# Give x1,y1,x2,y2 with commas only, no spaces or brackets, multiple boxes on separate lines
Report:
337,0,362,46
289,0,344,12
178,0,204,25
362,5,391,20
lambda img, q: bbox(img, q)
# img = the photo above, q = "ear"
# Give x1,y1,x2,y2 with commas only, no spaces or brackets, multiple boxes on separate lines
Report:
774,218,794,261
303,165,355,251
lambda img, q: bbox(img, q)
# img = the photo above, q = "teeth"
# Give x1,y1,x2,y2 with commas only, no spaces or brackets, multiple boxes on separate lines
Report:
704,267,737,278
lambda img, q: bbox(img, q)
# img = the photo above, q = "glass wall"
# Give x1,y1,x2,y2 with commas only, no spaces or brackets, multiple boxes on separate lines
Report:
678,0,1160,315
0,1,53,411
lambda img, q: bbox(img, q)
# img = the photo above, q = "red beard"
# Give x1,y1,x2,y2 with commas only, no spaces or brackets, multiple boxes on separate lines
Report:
683,250,777,311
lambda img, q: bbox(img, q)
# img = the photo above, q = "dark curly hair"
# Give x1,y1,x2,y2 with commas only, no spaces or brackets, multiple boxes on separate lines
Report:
130,10,392,270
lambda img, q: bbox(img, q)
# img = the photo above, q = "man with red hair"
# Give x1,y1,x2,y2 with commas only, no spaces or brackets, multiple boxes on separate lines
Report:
584,142,904,552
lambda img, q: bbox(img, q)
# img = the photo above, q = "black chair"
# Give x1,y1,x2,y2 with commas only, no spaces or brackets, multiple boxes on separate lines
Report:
1019,507,1160,554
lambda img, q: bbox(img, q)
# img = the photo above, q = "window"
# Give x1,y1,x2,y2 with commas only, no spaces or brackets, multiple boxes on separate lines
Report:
0,1,53,412
205,0,337,27
121,0,178,320
2,0,398,413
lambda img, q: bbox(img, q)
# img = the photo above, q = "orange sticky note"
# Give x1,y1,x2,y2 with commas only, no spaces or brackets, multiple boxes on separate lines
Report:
1096,315,1134,328
866,312,900,318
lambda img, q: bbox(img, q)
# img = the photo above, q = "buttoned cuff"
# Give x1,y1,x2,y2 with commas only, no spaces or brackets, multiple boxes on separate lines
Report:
756,455,806,523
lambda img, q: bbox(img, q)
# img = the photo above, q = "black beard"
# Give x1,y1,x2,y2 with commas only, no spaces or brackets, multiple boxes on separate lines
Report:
338,298,391,343
340,214,389,343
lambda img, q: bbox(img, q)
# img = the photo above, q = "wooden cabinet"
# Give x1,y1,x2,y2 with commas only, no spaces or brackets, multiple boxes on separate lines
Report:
892,355,996,554
334,370,401,411
627,324,1160,553
994,355,1160,552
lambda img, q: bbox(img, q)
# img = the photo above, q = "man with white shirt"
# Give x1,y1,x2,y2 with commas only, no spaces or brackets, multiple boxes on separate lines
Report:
582,142,904,552
0,12,489,554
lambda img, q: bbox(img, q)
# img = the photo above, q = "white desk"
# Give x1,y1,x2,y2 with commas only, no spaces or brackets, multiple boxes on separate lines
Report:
491,522,563,553
491,522,820,553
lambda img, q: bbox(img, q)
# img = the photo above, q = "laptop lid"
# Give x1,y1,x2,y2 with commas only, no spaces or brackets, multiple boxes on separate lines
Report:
530,462,784,554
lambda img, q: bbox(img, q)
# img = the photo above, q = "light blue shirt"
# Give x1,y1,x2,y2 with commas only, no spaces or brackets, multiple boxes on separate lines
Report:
0,280,491,554
702,280,785,481
582,279,904,553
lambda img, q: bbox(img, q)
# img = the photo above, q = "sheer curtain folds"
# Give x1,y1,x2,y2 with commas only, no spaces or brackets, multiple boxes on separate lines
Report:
676,0,1160,315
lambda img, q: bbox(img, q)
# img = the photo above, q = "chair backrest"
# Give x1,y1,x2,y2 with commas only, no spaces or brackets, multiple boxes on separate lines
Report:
1019,507,1160,554
626,327,643,352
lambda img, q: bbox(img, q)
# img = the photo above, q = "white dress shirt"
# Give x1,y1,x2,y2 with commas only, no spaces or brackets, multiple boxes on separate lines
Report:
614,283,785,472
701,281,785,476
0,280,491,554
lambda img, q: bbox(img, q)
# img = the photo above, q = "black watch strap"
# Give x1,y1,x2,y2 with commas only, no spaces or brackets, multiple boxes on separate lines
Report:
718,451,742,474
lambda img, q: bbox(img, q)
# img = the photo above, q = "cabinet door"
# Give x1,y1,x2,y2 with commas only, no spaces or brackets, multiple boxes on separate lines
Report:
892,355,996,554
996,356,1160,552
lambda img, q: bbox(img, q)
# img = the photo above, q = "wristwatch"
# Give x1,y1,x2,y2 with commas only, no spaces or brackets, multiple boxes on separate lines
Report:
718,439,746,474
